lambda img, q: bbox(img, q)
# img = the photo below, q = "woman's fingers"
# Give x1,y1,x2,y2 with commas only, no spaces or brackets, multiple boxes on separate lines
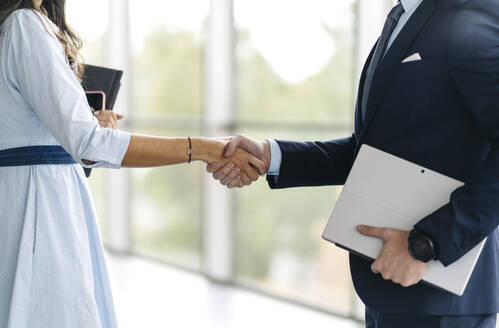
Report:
98,120,113,128
243,163,260,181
95,110,119,129
98,119,115,129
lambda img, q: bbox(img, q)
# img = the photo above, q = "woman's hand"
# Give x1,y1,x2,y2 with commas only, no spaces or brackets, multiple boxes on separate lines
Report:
94,109,124,129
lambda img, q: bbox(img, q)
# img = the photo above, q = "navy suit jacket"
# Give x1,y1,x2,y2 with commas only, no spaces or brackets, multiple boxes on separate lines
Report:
267,0,499,315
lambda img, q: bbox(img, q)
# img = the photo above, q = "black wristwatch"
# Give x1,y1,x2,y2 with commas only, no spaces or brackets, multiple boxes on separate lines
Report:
408,229,436,263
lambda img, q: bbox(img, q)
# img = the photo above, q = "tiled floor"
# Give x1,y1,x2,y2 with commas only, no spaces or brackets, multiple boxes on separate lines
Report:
106,253,363,328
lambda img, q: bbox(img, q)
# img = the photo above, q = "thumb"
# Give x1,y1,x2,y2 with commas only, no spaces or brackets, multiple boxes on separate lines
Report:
224,137,241,157
357,225,386,239
116,113,125,120
248,155,267,176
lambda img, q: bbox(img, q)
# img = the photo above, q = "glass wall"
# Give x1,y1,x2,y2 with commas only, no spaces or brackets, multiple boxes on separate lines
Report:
127,0,209,269
234,0,356,313
235,0,355,125
67,0,110,65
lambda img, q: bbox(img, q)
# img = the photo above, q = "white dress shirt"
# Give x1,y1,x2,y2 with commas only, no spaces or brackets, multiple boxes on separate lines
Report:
267,0,423,176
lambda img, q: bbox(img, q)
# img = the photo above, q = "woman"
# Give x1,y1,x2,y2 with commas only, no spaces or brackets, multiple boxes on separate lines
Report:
0,1,265,327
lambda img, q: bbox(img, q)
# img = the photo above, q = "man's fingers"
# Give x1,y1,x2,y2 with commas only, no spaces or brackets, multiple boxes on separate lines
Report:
213,163,235,180
243,163,259,181
220,167,240,186
248,155,267,175
371,261,381,274
400,281,413,288
206,162,223,173
228,177,243,189
409,277,422,286
240,172,252,185
357,225,386,239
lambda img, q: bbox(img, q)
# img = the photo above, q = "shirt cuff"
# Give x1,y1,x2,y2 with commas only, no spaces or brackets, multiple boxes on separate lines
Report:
267,139,282,176
80,129,131,169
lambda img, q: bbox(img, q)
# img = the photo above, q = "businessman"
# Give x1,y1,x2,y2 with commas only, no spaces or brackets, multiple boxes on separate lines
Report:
207,0,499,327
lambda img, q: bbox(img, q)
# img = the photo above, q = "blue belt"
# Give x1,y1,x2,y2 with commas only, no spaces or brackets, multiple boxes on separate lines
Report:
0,146,77,166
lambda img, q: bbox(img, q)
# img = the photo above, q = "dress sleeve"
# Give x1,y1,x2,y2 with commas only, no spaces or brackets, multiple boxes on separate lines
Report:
5,10,130,169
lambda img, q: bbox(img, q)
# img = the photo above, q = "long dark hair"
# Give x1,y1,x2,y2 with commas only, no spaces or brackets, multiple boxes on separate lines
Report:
0,0,84,80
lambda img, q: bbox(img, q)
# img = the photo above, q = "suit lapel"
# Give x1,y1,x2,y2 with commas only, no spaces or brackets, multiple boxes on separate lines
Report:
355,0,436,149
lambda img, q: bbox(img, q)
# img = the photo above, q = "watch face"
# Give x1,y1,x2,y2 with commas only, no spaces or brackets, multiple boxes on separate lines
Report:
413,239,429,257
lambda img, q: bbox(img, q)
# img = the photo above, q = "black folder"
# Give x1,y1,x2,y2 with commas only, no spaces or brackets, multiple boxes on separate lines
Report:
81,64,124,177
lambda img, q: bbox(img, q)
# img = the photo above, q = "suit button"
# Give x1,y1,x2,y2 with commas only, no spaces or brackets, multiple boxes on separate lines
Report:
462,240,472,251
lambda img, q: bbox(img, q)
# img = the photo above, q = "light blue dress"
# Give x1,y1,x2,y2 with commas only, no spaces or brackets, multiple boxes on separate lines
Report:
0,10,131,328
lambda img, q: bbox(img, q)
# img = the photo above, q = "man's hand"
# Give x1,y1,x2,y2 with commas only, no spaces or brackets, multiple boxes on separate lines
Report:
206,135,271,188
357,225,428,288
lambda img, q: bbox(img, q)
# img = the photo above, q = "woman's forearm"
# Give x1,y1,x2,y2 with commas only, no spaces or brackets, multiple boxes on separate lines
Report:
121,134,224,168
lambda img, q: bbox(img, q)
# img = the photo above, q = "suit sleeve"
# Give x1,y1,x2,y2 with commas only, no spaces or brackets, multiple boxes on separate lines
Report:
267,134,356,189
414,4,499,266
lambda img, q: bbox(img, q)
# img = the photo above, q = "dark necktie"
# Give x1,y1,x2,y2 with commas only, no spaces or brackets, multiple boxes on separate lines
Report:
361,2,405,123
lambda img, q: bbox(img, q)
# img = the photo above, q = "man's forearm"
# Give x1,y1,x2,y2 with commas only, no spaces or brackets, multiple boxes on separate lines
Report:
267,135,356,189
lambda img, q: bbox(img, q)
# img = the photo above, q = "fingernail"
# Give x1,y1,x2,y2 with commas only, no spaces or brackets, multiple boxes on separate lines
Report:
225,151,231,157
357,225,365,232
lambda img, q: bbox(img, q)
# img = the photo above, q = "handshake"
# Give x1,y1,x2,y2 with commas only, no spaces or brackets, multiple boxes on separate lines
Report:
207,135,270,188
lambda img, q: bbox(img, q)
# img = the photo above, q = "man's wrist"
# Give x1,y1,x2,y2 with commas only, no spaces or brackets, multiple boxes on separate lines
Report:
263,140,271,173
267,139,282,175
408,229,437,263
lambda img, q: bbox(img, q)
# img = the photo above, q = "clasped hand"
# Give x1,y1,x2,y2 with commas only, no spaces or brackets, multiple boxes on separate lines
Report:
207,135,270,188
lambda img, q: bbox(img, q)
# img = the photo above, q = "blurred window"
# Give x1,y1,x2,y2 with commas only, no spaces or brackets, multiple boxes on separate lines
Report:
234,0,357,314
235,0,356,125
127,0,209,269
